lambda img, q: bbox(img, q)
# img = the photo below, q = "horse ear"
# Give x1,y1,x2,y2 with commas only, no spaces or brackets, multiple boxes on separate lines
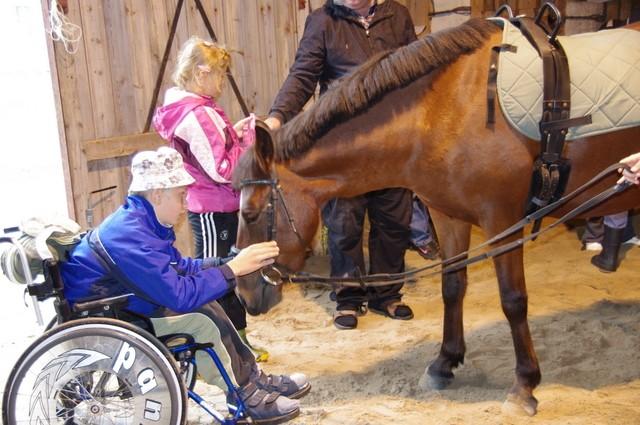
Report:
254,119,275,175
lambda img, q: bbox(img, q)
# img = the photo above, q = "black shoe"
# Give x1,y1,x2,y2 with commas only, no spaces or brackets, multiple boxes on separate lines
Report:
369,300,414,321
229,382,300,425
591,226,624,273
333,310,358,329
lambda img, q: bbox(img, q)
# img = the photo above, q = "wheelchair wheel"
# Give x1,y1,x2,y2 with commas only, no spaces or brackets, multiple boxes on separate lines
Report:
3,318,187,424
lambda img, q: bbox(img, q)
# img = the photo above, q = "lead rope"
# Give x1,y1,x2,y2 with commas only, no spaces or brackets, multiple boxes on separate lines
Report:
270,162,632,287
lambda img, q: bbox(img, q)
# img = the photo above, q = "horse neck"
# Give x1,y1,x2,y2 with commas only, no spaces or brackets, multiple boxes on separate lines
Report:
278,76,439,205
280,84,436,203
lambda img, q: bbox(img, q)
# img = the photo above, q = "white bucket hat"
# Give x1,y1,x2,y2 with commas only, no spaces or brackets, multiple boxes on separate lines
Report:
129,146,195,192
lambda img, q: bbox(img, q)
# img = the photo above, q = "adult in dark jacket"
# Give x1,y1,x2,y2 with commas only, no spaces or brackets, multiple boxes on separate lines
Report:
265,0,417,330
61,147,309,424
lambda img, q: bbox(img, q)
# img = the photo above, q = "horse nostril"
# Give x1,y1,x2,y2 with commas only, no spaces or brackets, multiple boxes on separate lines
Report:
242,208,260,224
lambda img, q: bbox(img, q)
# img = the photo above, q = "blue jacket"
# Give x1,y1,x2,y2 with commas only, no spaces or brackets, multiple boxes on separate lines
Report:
61,195,235,315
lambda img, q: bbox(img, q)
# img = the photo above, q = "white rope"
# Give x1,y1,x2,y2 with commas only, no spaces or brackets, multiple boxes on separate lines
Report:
48,0,82,54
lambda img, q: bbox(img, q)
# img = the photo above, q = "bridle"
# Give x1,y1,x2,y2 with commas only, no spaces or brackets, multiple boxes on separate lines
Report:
240,163,633,288
239,176,305,285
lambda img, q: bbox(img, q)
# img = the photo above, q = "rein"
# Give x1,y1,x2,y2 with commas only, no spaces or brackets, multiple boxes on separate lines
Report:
241,162,633,287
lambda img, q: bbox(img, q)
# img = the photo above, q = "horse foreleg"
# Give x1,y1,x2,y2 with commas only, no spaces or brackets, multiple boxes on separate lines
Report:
420,210,471,390
493,246,541,416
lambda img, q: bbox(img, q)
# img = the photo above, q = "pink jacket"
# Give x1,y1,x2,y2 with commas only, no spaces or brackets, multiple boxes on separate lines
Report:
153,87,255,213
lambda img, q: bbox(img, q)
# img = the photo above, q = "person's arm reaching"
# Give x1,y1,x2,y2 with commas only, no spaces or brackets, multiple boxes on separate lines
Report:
268,14,326,128
618,152,640,185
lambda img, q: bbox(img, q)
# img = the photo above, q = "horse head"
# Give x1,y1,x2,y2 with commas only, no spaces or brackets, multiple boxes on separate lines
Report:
233,121,319,315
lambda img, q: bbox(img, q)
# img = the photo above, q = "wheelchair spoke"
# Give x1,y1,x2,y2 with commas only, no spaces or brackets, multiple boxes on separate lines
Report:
5,319,185,425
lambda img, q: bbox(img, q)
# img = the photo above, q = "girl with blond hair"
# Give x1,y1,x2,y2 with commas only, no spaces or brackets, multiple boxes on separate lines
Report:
153,37,266,359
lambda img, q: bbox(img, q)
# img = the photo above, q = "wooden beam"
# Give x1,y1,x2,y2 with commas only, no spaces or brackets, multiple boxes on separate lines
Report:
40,0,76,220
83,132,164,161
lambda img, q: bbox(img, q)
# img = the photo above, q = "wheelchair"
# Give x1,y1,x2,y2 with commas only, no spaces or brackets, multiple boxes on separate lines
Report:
1,230,251,424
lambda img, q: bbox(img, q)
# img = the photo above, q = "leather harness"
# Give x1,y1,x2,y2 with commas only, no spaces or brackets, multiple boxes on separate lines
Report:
487,3,593,234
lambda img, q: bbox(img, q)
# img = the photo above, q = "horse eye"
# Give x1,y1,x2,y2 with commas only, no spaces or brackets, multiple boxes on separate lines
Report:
242,208,260,224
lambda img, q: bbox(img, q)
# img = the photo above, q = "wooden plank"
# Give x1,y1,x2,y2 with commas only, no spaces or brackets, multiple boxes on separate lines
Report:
471,0,486,18
39,0,75,219
166,0,190,79
103,0,137,135
404,0,430,35
518,0,540,18
102,0,144,220
220,0,246,121
79,0,120,221
185,0,211,41
79,1,116,138
83,132,165,161
259,0,275,113
272,1,299,106
51,0,101,229
125,0,156,131
145,0,172,117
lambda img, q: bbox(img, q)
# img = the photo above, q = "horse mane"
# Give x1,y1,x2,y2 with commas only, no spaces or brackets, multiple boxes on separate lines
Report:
274,18,500,161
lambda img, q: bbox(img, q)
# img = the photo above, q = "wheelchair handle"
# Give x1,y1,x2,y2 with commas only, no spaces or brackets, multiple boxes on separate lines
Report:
0,233,44,325
535,1,562,40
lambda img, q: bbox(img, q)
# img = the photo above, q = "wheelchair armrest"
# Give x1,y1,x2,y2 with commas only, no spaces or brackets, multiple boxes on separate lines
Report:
73,293,133,315
157,333,195,348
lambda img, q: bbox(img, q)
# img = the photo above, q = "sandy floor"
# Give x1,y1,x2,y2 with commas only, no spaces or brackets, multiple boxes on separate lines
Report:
1,222,639,424
240,222,640,425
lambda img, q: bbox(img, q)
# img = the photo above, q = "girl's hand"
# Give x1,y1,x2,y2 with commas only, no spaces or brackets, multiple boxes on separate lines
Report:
233,115,254,138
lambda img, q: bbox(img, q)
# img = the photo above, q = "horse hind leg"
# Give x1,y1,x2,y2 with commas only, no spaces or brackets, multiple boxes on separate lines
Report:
420,211,471,391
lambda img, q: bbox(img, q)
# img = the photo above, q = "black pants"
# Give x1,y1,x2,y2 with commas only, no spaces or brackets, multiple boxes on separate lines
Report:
321,188,412,310
188,211,247,330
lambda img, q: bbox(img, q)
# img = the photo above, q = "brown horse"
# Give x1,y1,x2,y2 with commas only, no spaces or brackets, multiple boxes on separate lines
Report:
233,19,640,415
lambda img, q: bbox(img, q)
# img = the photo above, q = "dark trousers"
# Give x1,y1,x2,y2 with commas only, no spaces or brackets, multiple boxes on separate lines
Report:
321,188,412,310
188,211,247,330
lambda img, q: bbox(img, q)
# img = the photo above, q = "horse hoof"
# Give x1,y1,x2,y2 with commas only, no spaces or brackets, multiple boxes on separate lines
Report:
501,393,538,416
418,370,453,391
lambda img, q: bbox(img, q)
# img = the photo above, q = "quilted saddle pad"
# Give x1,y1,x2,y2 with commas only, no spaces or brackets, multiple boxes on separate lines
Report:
489,17,640,141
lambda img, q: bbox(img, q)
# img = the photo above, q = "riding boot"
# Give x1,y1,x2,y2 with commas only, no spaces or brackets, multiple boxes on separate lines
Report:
591,226,624,272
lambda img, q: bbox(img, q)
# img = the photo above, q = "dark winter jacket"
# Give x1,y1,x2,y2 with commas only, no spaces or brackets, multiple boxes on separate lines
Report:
61,195,236,315
269,0,417,124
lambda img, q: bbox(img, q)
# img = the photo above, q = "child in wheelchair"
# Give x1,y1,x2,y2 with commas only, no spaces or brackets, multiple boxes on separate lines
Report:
54,147,308,424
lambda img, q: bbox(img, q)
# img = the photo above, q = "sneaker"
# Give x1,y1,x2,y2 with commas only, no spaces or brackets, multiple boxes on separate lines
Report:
253,370,311,399
583,242,603,252
229,382,300,425
623,236,640,246
411,240,440,260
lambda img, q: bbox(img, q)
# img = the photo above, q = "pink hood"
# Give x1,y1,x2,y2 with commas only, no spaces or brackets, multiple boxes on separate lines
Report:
153,88,255,214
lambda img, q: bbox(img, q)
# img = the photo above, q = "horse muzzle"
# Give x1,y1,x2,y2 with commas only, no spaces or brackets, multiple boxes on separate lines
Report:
236,268,284,316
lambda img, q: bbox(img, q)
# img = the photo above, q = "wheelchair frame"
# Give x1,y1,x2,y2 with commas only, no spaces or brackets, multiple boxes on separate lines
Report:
1,230,250,425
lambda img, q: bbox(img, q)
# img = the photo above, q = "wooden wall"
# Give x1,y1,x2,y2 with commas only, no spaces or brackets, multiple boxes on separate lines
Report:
44,0,636,253
44,0,430,252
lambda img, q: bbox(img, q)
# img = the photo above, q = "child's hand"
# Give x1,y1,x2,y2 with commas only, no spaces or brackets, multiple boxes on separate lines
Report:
226,241,279,276
233,115,254,138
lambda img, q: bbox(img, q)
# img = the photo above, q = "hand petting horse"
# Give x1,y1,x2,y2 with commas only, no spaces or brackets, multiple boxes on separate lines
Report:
232,18,640,416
